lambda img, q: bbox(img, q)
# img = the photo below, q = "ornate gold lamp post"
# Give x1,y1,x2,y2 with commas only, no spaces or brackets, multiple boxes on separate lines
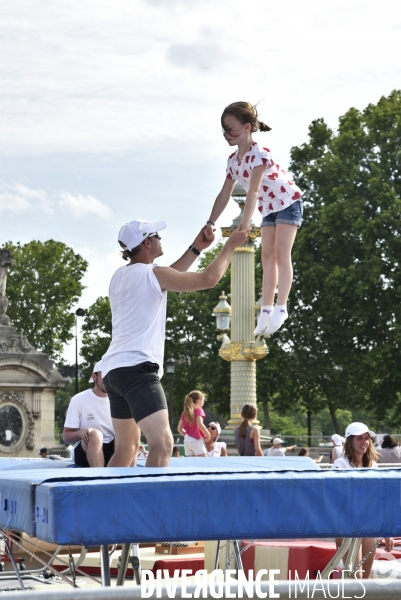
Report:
213,183,268,429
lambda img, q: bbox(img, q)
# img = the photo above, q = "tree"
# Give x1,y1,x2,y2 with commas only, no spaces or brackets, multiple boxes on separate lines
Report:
2,240,88,361
282,90,401,427
80,296,112,386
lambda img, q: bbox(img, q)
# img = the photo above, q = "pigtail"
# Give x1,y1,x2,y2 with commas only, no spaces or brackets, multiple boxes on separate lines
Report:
258,121,272,132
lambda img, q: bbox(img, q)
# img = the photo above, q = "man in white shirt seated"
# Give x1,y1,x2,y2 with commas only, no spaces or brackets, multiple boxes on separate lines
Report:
63,360,115,467
265,437,296,457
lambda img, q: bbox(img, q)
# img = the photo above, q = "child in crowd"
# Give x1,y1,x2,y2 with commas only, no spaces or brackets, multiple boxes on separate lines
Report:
234,404,263,457
177,390,210,457
205,101,303,336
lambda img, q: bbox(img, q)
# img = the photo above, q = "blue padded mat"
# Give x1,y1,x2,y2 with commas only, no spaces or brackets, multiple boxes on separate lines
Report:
0,459,75,471
29,467,401,545
167,456,320,470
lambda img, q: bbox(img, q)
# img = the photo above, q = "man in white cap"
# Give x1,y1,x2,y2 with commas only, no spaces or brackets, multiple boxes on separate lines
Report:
265,437,296,456
102,218,250,468
330,433,345,464
63,360,115,467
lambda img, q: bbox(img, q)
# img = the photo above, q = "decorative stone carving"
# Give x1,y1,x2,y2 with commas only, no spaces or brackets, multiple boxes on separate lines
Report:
0,249,15,327
0,391,35,450
0,335,35,354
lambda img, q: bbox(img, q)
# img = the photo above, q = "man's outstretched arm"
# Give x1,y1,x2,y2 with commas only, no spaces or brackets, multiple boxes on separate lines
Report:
169,226,216,273
155,225,250,292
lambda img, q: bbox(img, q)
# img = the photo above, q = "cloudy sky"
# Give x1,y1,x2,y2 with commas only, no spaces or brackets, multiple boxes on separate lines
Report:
1,0,400,363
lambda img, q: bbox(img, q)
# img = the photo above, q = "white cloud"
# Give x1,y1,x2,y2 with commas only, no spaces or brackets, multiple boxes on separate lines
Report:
0,183,112,219
59,192,112,218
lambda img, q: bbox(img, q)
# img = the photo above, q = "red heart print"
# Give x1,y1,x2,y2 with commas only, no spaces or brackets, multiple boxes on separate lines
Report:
268,191,275,198
280,186,286,193
243,170,249,178
229,152,235,158
287,180,294,186
258,206,263,212
263,185,269,192
263,147,270,152
262,158,267,164
227,173,233,179
236,170,239,175
269,203,273,210
251,155,255,162
276,164,280,170
268,173,278,180
281,200,284,205
252,141,257,146
245,156,250,163
292,192,301,200
258,196,263,201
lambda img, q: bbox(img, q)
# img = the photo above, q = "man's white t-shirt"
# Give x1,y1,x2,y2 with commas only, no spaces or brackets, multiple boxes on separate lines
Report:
267,447,286,456
64,389,114,447
102,263,167,379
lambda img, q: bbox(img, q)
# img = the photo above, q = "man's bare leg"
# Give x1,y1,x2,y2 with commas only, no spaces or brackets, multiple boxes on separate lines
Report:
138,409,173,467
82,430,106,467
108,418,141,467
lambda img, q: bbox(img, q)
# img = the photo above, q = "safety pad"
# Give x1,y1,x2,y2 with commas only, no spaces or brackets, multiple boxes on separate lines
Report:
33,468,401,545
0,459,75,471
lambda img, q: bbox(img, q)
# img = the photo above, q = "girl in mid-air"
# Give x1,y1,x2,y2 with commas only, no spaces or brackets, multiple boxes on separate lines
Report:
205,102,303,336
177,390,210,457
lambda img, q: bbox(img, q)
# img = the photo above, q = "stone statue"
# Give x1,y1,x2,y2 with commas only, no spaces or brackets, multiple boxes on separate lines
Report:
0,249,15,326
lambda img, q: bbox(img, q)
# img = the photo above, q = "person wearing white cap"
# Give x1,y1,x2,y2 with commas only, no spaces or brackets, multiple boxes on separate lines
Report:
332,422,394,577
330,433,345,464
63,360,115,467
205,422,227,457
102,218,250,468
266,437,296,456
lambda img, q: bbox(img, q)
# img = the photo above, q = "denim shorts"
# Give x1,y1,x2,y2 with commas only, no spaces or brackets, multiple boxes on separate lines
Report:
103,361,167,423
261,200,303,228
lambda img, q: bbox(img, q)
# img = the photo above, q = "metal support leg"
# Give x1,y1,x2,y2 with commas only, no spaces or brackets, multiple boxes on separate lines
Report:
100,545,111,587
131,544,141,585
233,540,244,577
214,540,221,570
116,544,131,586
2,536,25,590
321,538,353,579
343,538,362,574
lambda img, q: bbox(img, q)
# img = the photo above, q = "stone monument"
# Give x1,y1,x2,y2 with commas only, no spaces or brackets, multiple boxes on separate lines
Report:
0,249,66,457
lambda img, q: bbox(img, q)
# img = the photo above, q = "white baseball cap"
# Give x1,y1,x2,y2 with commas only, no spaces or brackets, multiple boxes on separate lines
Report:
207,422,221,435
345,422,375,439
331,434,345,446
272,437,284,445
88,360,103,383
118,219,167,251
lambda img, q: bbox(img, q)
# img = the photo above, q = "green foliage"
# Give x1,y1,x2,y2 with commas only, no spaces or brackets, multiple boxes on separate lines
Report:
2,240,88,361
165,243,231,423
54,379,75,443
80,296,112,387
281,90,401,427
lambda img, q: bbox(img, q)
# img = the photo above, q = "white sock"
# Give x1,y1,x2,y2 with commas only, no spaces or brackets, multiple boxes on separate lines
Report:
254,305,274,335
264,305,288,335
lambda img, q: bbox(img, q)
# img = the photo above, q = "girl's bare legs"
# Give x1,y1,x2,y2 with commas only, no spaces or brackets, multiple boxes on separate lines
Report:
264,223,298,336
254,226,277,334
274,223,298,304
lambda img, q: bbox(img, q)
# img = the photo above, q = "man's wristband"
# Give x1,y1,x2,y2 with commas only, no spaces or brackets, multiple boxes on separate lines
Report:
189,245,201,256
206,220,215,226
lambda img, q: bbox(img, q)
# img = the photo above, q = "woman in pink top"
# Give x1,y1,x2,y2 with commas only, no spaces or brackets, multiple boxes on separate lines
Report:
205,101,303,337
177,390,210,457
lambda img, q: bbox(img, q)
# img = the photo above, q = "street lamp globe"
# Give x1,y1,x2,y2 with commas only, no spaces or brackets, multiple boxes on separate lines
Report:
213,291,231,332
166,356,176,375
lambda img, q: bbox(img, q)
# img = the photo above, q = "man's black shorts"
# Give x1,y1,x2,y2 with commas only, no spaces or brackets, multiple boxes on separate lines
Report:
103,361,167,423
74,439,115,467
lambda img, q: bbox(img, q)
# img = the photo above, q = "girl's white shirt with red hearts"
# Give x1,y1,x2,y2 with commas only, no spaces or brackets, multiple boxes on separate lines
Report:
225,141,303,217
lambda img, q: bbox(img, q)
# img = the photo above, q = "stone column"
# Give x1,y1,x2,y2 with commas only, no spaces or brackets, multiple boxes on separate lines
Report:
219,184,268,429
0,249,15,327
